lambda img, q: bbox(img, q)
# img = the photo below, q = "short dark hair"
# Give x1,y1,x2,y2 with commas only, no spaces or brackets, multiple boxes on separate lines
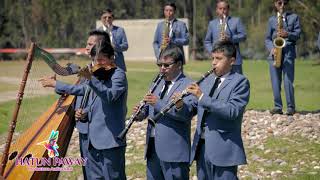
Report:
216,0,230,9
164,2,176,11
101,8,114,18
273,0,289,3
88,30,111,45
159,45,184,64
212,40,236,59
88,30,114,58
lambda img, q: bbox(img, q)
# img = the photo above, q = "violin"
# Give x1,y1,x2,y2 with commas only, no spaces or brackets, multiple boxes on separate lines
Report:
79,62,117,81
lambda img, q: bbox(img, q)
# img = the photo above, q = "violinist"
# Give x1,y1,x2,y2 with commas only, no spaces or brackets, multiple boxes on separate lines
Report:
39,32,128,179
38,30,113,179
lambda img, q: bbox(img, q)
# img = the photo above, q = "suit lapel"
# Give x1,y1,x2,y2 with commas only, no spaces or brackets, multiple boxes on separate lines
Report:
213,72,234,98
166,73,184,99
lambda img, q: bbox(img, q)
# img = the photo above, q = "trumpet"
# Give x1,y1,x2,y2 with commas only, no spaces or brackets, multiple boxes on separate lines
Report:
148,69,214,126
273,9,286,68
117,73,164,140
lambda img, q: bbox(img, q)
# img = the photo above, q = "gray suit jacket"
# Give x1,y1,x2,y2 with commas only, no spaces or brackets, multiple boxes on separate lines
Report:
190,72,250,166
140,73,196,162
98,26,128,71
56,68,128,150
204,16,246,65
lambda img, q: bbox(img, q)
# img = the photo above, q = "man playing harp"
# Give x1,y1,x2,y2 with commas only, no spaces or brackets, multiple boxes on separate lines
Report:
39,30,128,179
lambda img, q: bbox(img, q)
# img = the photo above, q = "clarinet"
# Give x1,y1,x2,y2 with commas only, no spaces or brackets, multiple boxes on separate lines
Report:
117,73,164,140
148,69,214,126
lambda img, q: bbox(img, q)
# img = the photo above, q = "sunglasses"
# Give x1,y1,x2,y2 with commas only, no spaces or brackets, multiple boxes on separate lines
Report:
156,61,176,68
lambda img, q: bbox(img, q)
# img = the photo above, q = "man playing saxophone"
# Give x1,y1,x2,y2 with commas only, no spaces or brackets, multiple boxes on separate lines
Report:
153,2,189,63
265,0,301,115
204,0,246,74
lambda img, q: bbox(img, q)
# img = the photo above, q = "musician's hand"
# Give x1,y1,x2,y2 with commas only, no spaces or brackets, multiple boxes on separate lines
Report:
271,48,275,55
75,109,87,121
133,104,141,113
221,35,229,41
186,83,202,99
143,93,158,106
172,92,183,109
38,74,57,88
164,37,171,44
78,66,92,80
278,30,288,38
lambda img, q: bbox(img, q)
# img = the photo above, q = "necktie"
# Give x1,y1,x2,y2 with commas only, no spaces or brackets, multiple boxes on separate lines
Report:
201,77,221,127
160,81,171,99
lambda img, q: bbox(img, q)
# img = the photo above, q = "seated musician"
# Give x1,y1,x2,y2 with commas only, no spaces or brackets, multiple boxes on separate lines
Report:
133,45,196,179
39,32,128,179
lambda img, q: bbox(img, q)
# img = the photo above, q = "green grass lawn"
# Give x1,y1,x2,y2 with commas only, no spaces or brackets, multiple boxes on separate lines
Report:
0,59,319,179
1,60,319,134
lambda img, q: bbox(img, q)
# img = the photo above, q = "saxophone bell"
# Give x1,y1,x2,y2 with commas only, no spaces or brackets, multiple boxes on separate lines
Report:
272,9,286,68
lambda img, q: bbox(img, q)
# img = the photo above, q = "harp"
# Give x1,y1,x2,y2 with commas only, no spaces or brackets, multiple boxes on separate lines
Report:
0,43,80,179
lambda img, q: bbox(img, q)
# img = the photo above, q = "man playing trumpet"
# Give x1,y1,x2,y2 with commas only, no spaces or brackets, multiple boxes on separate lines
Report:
204,0,246,74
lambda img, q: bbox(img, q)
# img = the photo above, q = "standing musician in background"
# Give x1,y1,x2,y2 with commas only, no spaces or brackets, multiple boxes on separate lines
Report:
265,0,301,116
133,45,196,179
40,32,128,179
204,0,246,74
153,2,189,63
98,8,129,72
38,30,110,180
186,40,250,179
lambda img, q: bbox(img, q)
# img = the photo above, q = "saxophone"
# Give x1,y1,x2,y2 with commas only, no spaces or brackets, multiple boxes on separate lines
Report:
272,10,286,68
220,14,226,41
160,19,170,51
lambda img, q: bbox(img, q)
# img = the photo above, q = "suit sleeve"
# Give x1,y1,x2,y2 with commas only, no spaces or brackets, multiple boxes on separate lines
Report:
171,22,189,46
55,81,86,96
153,23,161,59
265,18,274,52
198,78,250,121
231,18,247,44
88,70,127,103
113,28,129,52
287,15,301,42
204,22,213,53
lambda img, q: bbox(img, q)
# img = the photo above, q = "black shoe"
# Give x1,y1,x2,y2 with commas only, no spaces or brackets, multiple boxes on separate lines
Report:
270,108,283,115
286,109,296,116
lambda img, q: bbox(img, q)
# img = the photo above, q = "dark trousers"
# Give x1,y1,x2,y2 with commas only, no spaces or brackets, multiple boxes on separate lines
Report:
196,139,238,180
268,58,295,111
146,138,189,180
79,133,89,180
87,143,126,180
